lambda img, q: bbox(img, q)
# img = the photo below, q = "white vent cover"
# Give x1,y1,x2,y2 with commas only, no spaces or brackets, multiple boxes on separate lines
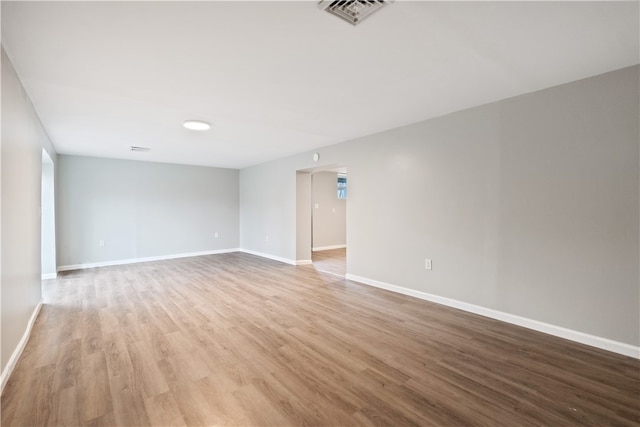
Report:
318,0,393,26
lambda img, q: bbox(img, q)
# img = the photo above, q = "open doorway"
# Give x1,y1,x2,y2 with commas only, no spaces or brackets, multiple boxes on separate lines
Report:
41,149,56,280
311,169,346,276
296,165,347,277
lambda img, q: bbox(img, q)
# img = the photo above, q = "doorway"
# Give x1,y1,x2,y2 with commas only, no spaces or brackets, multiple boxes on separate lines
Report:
311,169,346,276
296,166,347,277
41,149,56,280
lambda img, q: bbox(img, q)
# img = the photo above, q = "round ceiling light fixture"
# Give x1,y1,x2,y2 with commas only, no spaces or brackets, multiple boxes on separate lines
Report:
183,120,211,131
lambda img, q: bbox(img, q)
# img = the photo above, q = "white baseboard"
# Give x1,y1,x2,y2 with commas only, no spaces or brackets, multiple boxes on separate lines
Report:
312,244,346,252
296,260,313,265
238,249,297,266
41,273,57,280
57,248,240,272
1,299,43,393
345,274,639,359
314,270,346,278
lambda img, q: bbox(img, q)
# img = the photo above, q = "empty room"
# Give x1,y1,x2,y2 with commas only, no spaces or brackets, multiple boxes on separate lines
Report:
1,1,638,426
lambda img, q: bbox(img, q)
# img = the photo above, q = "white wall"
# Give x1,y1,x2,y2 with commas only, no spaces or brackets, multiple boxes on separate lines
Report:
312,172,346,250
57,155,239,268
1,47,57,373
239,66,640,348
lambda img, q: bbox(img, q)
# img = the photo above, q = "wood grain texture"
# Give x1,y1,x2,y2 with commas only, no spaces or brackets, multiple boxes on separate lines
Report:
312,247,346,277
2,252,638,426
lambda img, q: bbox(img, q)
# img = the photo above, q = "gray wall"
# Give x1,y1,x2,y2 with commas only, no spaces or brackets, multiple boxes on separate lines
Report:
57,155,239,267
239,66,640,346
312,172,346,250
1,47,57,372
41,150,56,277
296,172,312,262
240,161,296,259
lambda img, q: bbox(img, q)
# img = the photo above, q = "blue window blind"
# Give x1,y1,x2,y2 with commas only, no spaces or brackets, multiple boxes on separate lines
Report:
337,175,347,199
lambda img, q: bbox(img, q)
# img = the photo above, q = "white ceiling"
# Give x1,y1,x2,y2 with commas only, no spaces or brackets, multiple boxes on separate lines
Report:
2,1,638,169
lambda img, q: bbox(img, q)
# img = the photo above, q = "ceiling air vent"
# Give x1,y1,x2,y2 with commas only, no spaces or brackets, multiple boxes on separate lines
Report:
130,146,150,152
318,0,393,26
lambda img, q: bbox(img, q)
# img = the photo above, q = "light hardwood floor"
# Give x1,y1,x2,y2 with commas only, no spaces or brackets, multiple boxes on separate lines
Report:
311,248,346,277
2,252,638,426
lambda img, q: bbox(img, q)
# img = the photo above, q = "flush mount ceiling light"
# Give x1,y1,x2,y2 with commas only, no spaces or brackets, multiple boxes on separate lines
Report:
183,120,211,131
318,0,393,26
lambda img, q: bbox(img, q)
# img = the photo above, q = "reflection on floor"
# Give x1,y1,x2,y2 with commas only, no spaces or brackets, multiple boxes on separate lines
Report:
312,248,346,277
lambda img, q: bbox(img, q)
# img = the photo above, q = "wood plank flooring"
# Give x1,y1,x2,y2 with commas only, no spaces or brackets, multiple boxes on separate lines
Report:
312,248,346,277
2,252,638,426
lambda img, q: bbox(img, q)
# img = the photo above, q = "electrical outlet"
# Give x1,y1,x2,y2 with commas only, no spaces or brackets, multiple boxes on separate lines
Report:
265,235,269,242
99,240,105,247
214,232,219,238
425,259,432,270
